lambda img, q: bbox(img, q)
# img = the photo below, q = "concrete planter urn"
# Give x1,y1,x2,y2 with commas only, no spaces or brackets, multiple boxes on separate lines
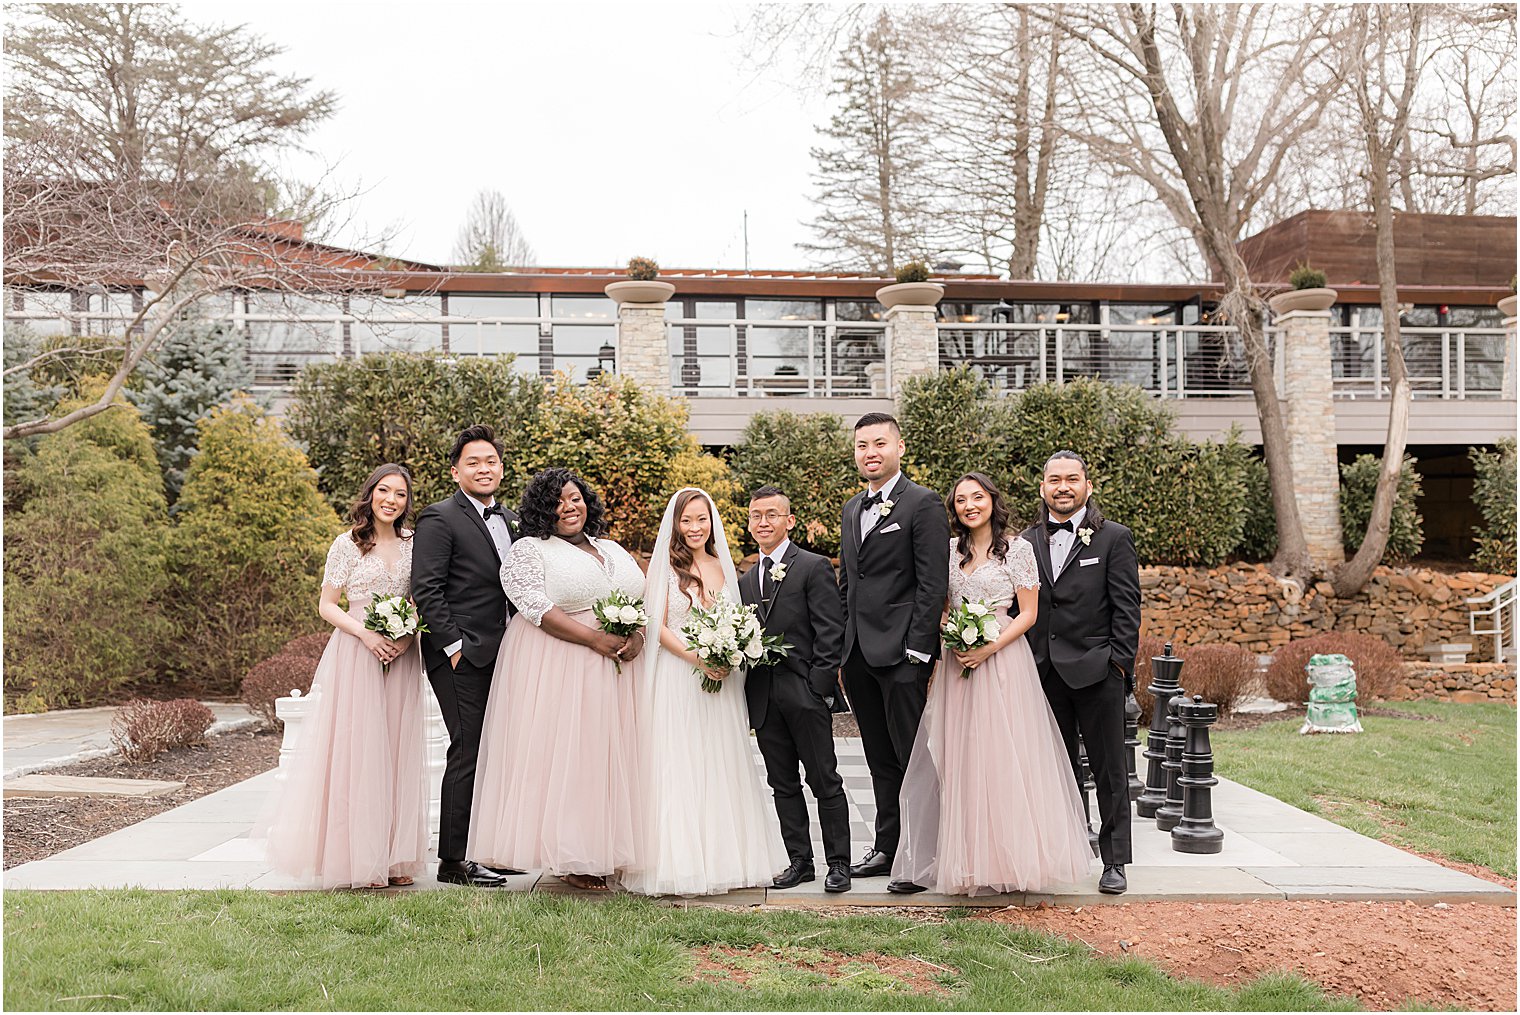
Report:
1268,287,1338,315
604,280,675,305
1498,294,1517,318
875,281,945,308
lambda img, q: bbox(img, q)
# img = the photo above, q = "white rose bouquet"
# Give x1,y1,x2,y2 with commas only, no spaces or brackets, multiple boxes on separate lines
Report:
941,599,1001,679
681,592,790,693
364,595,429,673
593,590,648,674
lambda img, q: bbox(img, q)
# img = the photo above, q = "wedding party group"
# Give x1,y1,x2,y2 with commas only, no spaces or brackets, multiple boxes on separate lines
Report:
260,412,1141,899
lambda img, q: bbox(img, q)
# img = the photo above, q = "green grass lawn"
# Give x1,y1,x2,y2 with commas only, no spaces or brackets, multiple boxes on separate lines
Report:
1212,700,1517,877
4,890,1358,1012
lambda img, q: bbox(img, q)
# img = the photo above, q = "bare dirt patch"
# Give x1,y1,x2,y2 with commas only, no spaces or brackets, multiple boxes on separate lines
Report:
691,943,957,995
3,727,280,869
979,899,1517,1011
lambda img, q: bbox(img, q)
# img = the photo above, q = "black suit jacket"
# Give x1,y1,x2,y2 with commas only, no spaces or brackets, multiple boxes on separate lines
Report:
1021,517,1141,689
838,474,951,669
739,543,846,729
411,489,519,671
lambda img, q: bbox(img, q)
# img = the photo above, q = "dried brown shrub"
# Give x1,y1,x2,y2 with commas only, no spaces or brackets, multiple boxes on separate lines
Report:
1264,632,1404,704
110,698,215,764
240,652,319,729
1134,637,1256,718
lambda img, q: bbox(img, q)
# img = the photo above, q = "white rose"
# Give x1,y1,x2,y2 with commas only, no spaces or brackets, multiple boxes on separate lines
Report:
619,605,641,625
376,599,396,616
982,620,1001,640
961,625,979,644
697,628,716,647
966,603,988,617
744,639,764,659
387,617,406,637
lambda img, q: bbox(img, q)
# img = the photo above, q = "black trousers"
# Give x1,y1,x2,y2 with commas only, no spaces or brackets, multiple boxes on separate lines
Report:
425,652,494,863
843,646,928,856
1040,669,1133,865
754,672,851,867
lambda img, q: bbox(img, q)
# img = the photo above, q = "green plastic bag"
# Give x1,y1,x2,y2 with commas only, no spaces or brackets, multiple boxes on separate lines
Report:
1300,653,1363,733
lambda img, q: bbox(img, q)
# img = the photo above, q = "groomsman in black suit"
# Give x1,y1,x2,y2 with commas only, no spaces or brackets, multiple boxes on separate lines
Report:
838,413,951,879
411,424,520,888
740,485,852,894
1021,450,1141,895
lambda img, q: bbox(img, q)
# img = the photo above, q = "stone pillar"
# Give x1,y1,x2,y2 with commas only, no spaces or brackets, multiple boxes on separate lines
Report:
882,304,938,398
614,302,671,395
1278,309,1344,568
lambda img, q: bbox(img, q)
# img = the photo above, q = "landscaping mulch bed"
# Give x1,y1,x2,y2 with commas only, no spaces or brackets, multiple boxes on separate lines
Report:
3,727,281,870
980,897,1517,1011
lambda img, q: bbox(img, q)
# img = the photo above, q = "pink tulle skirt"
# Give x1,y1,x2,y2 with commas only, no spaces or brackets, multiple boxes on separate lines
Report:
468,610,642,877
893,611,1092,895
263,607,429,889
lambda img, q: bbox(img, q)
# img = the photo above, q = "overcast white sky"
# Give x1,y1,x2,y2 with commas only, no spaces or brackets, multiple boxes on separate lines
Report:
194,1,831,270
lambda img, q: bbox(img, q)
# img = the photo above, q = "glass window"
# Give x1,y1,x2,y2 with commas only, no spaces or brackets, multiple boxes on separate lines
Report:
937,301,1000,324
744,298,822,322
349,295,443,354
447,294,539,319
1448,306,1502,329
243,291,341,355
548,295,616,320
834,299,882,322
1108,303,1177,326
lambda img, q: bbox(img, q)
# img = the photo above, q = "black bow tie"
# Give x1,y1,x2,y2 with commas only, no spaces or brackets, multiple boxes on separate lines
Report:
1045,519,1074,534
863,490,885,508
482,504,504,522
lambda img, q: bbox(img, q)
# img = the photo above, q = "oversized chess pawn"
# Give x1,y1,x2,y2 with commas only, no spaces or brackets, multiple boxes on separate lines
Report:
1172,696,1225,854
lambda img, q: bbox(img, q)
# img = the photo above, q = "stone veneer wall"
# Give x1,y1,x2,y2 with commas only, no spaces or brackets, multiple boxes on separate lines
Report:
1140,563,1513,661
1391,662,1516,703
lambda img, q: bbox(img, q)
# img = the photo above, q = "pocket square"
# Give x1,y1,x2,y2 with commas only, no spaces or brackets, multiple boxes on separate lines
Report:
1079,556,1101,566
878,522,902,534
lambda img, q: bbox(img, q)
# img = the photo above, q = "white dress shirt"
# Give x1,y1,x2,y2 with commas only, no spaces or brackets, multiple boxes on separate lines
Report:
758,537,792,601
859,471,905,542
443,495,514,659
1047,504,1088,582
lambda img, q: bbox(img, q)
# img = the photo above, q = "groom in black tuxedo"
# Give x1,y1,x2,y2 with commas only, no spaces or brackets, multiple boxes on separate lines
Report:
1021,450,1141,895
838,413,950,879
411,424,520,888
739,485,852,894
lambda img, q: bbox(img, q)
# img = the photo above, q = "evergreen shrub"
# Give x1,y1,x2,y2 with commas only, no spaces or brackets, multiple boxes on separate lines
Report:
729,411,860,557
1339,453,1423,561
1470,439,1517,574
169,396,339,693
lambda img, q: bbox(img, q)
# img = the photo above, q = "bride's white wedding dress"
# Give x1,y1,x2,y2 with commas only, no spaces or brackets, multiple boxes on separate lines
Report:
622,490,787,896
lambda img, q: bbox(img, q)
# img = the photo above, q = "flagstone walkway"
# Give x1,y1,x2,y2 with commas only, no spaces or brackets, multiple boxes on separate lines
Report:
3,704,258,779
6,737,1511,907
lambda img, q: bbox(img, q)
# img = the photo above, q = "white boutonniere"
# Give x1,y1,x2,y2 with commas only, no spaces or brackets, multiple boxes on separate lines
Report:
509,518,521,532
878,498,896,517
1078,527,1093,546
769,562,788,584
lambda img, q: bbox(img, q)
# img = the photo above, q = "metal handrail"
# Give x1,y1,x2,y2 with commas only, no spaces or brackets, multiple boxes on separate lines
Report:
664,317,889,398
1467,579,1518,665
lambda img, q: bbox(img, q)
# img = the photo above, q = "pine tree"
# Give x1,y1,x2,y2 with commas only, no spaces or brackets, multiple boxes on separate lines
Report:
801,11,940,273
128,320,255,503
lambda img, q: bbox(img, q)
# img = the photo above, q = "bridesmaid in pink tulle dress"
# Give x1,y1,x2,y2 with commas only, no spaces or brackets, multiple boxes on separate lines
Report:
264,464,430,889
890,472,1091,896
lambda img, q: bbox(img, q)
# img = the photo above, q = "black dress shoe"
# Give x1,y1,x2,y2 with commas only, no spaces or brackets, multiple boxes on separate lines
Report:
824,863,851,893
887,879,928,894
483,865,526,876
849,849,893,878
1098,864,1127,895
772,859,815,889
436,860,508,887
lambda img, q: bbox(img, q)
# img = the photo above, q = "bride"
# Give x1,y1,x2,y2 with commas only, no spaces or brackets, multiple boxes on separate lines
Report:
623,487,787,896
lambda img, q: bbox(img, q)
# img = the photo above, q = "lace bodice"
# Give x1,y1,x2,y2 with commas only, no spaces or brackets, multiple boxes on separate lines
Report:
663,574,728,630
948,536,1039,610
321,531,413,603
499,535,646,626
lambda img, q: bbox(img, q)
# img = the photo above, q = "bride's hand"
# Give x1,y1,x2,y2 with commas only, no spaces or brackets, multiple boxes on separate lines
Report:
954,643,996,671
699,661,730,683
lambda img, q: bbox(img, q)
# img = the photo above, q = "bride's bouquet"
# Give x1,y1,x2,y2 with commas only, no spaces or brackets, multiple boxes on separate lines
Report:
681,594,790,693
593,590,648,674
364,595,429,673
942,599,1000,679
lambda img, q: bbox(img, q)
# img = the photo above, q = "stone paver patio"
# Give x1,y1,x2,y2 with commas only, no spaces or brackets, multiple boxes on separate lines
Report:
5,737,1511,907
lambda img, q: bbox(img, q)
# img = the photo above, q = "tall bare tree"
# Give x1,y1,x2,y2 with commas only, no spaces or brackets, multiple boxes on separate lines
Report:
800,9,941,272
451,189,536,270
1329,5,1426,595
1048,4,1351,579
4,3,334,196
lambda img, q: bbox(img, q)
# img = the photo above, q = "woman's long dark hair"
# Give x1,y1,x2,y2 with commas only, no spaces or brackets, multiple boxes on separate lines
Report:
1035,450,1105,531
946,472,1011,562
669,488,718,600
349,464,413,554
517,467,608,539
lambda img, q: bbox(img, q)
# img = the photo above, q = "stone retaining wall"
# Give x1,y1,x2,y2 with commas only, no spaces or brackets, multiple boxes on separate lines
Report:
1139,563,1512,662
1390,662,1517,703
